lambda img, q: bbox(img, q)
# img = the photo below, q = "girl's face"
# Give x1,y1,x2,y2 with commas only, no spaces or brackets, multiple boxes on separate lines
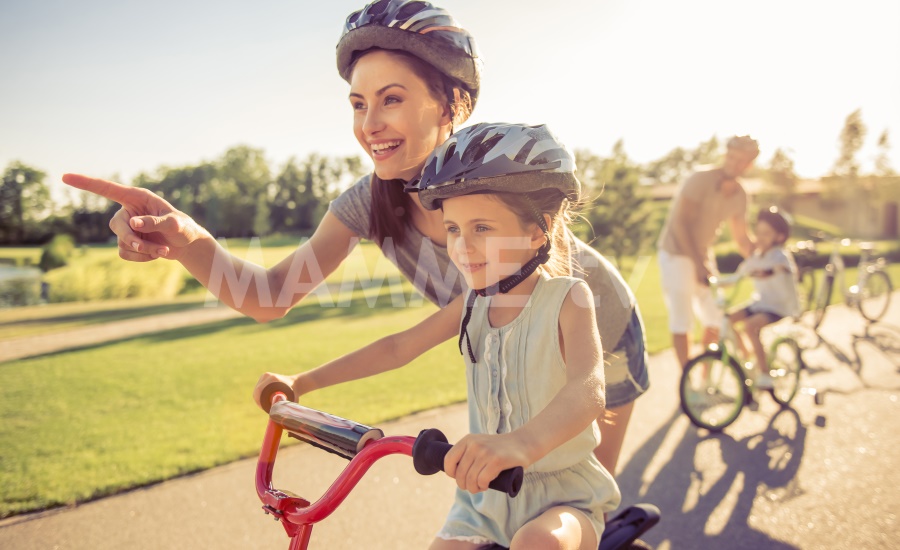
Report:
442,194,545,290
349,50,452,182
755,219,783,249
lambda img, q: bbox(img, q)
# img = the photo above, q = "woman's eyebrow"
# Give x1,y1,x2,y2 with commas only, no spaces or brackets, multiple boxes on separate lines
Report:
443,218,497,225
348,83,407,100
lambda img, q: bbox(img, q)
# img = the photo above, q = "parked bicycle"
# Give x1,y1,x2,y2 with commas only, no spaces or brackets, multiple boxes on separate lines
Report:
680,274,805,432
808,236,892,329
789,239,818,314
256,382,660,550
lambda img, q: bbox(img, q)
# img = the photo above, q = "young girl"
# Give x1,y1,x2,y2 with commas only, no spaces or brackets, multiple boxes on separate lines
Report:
254,123,620,549
729,206,801,388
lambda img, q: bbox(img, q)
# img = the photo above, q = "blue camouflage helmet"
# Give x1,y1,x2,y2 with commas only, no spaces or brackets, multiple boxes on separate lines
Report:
407,122,581,211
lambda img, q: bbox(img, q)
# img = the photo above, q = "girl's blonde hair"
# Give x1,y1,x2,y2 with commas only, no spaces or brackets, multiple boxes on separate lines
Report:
489,188,580,278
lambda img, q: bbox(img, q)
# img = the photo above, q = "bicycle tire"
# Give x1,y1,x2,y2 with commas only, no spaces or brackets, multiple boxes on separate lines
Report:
680,351,745,431
796,267,816,313
857,268,892,322
811,273,834,329
767,337,802,406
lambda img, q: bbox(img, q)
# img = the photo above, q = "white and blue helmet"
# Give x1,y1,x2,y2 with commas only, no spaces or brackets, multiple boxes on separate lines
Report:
407,122,581,210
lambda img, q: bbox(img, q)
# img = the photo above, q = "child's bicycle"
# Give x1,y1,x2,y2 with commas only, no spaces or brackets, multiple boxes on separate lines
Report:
256,382,660,550
679,274,807,432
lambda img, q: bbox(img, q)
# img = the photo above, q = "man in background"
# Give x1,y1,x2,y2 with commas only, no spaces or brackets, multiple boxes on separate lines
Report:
656,135,759,369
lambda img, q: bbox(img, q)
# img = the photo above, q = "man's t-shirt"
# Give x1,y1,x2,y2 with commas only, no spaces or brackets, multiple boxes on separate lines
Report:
657,168,748,267
328,175,637,350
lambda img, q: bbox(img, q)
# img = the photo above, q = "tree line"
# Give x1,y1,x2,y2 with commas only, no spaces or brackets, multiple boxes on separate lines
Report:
1,110,895,267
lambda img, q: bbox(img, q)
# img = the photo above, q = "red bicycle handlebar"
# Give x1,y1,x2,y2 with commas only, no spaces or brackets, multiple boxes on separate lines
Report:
255,384,523,545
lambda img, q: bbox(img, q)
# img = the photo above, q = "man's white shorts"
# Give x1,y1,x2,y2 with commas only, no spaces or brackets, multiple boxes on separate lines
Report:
658,250,721,334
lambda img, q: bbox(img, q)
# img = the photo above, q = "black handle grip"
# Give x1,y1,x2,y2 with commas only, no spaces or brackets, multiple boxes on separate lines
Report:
412,429,523,497
260,381,295,413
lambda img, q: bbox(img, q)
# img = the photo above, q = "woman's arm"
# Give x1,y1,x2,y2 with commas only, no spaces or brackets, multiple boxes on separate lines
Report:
61,174,359,323
252,293,465,409
180,212,358,322
444,282,606,493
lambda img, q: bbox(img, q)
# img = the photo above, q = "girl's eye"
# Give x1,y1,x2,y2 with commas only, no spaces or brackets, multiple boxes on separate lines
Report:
384,95,401,106
446,225,459,234
352,102,366,111
476,225,491,232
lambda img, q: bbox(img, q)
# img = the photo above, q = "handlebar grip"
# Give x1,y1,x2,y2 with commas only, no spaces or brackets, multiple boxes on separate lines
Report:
260,381,295,413
412,428,524,497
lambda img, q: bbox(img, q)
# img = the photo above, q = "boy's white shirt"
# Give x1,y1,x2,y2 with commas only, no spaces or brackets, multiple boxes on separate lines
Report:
736,246,801,318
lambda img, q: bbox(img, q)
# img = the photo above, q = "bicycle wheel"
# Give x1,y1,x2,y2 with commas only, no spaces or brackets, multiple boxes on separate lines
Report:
811,274,833,329
857,269,892,322
767,338,802,406
680,351,745,431
796,267,816,313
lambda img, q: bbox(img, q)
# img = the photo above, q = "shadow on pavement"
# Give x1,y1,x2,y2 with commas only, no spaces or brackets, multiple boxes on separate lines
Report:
616,408,807,549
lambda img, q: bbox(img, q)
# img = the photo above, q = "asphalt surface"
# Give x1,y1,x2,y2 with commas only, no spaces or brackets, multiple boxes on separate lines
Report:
1,294,898,549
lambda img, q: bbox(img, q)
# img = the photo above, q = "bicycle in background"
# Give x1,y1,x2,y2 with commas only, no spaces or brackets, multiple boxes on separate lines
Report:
256,382,660,550
680,274,806,432
808,236,892,330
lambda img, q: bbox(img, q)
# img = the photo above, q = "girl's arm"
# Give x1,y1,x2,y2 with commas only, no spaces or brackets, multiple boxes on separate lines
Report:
252,294,465,410
444,282,606,493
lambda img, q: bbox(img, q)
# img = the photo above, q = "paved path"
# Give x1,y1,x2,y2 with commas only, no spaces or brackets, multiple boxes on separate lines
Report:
1,295,898,549
0,303,242,363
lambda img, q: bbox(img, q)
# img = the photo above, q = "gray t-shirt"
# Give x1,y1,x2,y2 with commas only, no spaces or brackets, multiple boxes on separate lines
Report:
329,175,636,350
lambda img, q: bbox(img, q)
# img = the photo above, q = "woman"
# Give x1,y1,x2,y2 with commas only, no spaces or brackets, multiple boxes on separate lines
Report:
62,0,648,479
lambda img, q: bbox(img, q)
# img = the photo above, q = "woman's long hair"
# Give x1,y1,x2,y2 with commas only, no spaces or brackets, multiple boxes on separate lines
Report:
350,49,472,247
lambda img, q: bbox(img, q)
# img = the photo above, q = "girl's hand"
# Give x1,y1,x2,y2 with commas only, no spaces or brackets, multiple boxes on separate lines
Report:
61,174,211,262
443,433,530,494
252,372,303,411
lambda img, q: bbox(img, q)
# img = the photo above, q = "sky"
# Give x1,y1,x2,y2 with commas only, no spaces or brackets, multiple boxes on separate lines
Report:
1,0,898,203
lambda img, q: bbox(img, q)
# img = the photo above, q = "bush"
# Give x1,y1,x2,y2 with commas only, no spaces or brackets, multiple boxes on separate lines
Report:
39,234,75,272
42,254,187,303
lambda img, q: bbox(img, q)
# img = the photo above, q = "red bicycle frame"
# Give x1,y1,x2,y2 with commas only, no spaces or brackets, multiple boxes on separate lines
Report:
255,391,417,550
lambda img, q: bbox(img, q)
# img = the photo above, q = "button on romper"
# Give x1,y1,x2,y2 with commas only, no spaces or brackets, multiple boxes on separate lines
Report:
437,273,621,546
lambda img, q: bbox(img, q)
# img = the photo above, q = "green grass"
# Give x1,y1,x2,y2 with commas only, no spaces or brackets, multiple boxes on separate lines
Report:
2,241,896,518
0,292,462,518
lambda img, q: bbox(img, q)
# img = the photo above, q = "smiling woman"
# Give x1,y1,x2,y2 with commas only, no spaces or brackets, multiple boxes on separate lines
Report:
60,0,649,512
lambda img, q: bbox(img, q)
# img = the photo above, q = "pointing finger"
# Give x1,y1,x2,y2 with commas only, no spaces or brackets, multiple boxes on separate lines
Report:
62,173,136,205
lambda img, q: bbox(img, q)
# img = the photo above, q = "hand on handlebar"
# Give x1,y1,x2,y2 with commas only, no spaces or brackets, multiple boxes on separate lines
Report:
61,174,210,262
253,372,303,411
444,433,530,495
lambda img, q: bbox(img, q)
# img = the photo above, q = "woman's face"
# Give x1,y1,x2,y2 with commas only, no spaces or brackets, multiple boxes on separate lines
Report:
349,50,452,182
443,194,543,290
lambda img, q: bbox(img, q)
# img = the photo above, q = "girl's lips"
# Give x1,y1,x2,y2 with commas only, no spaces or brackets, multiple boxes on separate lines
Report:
459,262,487,273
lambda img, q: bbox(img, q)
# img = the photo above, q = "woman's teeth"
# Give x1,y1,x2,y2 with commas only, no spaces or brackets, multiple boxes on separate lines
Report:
372,141,401,155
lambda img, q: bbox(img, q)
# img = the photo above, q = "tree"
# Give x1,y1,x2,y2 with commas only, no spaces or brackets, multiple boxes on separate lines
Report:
874,129,896,177
0,161,51,244
766,148,798,209
577,142,654,265
644,135,722,186
831,109,867,179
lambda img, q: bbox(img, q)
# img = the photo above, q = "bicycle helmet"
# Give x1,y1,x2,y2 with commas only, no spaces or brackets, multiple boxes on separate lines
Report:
407,122,580,211
336,0,481,106
727,135,760,157
758,206,792,239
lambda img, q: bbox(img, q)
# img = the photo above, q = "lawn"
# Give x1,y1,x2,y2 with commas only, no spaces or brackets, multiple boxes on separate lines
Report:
1,242,897,518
